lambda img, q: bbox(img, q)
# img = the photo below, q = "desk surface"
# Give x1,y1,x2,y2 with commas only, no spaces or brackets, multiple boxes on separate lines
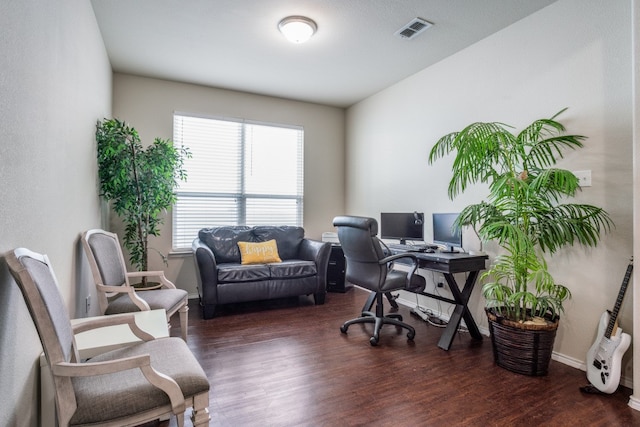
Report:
391,249,488,274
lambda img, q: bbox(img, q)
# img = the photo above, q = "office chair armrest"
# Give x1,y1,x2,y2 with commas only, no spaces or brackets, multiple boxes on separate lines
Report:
52,355,186,414
378,252,419,265
127,271,177,289
72,313,156,342
379,253,421,287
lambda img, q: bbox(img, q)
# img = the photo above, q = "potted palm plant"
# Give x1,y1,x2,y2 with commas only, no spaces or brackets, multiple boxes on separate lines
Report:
428,109,613,375
95,118,190,286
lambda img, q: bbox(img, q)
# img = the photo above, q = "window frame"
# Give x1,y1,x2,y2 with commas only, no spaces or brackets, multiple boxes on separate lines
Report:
171,112,304,251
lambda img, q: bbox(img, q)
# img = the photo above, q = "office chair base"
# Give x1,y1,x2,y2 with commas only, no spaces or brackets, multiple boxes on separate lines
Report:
340,310,416,346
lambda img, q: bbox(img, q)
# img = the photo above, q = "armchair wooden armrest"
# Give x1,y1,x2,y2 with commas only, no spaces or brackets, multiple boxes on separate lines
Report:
127,270,177,289
96,283,151,311
72,313,155,342
52,355,186,414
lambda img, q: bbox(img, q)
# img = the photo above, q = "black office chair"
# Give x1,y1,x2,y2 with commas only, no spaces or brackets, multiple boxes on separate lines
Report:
333,216,426,346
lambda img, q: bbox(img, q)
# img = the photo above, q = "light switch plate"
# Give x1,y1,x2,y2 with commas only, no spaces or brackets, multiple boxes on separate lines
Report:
573,170,592,187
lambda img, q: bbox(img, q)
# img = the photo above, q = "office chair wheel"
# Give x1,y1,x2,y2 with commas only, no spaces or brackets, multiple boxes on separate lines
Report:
340,325,348,334
407,330,415,340
370,336,379,346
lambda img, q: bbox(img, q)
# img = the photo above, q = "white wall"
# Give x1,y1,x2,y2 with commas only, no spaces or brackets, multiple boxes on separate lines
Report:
0,1,112,425
112,74,346,296
346,0,633,378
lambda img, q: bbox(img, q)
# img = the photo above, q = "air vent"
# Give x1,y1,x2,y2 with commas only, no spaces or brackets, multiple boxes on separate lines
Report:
394,17,433,40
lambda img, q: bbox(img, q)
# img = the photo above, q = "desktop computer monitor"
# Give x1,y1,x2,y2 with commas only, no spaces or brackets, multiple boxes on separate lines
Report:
432,213,462,252
380,212,424,244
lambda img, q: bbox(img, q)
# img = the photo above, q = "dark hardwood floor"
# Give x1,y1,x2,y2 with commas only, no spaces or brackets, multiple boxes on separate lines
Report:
159,287,639,426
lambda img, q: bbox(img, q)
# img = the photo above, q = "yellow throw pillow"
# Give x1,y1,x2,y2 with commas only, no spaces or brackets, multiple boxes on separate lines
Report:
238,240,282,265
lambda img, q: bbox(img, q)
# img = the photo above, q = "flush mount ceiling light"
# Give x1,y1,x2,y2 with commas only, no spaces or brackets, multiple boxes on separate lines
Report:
278,16,317,44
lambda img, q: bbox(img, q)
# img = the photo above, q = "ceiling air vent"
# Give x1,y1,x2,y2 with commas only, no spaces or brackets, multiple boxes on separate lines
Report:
394,17,433,40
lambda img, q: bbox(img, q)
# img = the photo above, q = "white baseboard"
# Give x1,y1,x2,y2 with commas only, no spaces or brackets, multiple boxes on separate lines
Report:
395,295,632,389
628,395,640,411
551,352,584,371
552,352,633,390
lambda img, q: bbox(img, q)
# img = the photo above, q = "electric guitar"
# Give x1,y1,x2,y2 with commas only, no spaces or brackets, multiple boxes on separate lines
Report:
586,257,633,394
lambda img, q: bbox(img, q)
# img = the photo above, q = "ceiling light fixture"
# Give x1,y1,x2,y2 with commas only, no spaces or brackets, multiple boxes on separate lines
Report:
278,16,317,44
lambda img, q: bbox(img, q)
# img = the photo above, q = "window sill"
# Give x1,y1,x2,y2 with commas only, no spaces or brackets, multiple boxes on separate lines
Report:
169,249,192,257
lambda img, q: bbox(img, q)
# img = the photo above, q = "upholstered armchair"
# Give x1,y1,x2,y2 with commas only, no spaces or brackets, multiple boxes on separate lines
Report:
5,247,210,427
81,229,189,341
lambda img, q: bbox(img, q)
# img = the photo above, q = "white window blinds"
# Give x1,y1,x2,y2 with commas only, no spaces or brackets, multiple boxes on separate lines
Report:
172,113,304,249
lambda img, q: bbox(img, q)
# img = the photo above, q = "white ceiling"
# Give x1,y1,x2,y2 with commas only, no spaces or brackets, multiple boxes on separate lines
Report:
90,0,557,108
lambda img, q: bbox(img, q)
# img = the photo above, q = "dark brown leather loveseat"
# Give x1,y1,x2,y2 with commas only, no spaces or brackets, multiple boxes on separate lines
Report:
192,226,331,319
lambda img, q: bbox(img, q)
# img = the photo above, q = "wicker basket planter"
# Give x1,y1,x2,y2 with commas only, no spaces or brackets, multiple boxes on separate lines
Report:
486,308,559,376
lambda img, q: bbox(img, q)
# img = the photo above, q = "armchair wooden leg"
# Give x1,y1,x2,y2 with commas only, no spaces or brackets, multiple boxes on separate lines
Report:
179,304,189,341
191,392,211,426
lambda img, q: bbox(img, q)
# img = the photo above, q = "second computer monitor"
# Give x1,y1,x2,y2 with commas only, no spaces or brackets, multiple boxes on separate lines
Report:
432,212,462,252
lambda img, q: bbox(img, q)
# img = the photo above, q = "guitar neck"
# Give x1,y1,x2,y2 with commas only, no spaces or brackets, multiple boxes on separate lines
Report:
605,261,633,339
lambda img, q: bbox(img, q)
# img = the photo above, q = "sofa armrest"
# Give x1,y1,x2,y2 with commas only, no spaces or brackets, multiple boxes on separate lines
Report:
299,239,331,293
192,239,219,312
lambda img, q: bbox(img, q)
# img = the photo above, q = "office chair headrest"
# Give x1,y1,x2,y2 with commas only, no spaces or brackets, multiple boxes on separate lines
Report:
332,216,378,236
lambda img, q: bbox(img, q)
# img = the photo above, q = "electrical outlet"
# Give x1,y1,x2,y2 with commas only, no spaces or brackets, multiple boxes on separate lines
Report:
85,295,91,313
573,170,592,187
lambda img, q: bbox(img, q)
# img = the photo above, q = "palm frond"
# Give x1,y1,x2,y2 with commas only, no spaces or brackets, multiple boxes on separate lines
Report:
431,110,612,322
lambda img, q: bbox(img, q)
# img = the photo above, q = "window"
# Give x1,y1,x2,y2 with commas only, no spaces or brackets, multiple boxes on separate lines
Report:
172,113,304,250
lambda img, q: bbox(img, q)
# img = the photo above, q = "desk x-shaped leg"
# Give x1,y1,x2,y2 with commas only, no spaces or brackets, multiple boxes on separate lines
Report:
438,270,483,350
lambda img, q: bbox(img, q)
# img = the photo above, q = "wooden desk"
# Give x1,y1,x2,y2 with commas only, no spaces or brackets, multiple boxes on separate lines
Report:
390,250,488,350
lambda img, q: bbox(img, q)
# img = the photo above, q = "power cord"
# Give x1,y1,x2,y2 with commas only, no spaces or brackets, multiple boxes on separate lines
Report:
412,289,448,327
412,275,470,333
426,314,447,328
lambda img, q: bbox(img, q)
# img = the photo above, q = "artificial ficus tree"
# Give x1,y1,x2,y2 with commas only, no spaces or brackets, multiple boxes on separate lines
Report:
95,118,189,282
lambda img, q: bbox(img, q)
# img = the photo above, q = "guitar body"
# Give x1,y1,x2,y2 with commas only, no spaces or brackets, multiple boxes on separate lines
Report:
586,310,631,394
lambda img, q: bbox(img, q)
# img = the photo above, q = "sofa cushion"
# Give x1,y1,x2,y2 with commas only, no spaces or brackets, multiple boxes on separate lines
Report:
253,226,304,260
269,260,317,279
199,227,252,263
217,263,271,283
238,240,282,265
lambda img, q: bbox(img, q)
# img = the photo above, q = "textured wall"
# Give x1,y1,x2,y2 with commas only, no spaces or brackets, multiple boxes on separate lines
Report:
0,1,111,424
346,0,633,380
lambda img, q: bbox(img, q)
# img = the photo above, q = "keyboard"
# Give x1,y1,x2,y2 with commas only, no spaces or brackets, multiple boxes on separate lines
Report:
387,243,438,252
